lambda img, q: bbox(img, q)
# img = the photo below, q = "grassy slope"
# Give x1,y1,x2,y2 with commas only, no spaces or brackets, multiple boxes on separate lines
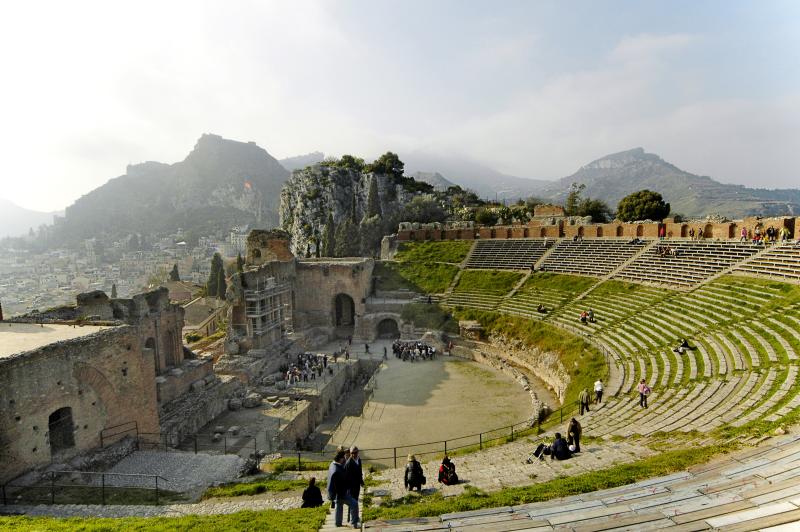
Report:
0,508,327,532
394,241,473,264
375,261,459,294
454,270,524,294
519,272,597,294
454,309,606,406
363,445,725,521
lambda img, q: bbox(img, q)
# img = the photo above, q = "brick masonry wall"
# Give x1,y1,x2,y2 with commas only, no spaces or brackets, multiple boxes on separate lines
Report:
0,327,159,483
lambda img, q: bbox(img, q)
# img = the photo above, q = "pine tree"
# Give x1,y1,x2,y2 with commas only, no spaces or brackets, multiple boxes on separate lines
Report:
334,219,361,257
169,264,180,281
350,193,358,224
322,213,336,257
216,267,227,300
365,176,382,217
206,253,223,297
111,284,117,298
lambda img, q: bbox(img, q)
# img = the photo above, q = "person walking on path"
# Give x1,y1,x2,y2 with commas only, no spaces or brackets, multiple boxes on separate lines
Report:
329,451,359,528
638,379,651,408
567,417,582,453
594,379,604,404
344,446,364,524
579,388,591,415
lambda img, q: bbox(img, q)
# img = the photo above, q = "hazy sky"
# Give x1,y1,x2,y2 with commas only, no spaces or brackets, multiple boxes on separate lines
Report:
1,0,798,211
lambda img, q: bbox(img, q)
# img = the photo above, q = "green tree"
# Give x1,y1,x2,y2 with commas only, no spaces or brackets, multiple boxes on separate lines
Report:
236,253,245,273
334,219,361,257
337,154,365,171
578,198,612,223
206,253,223,297
402,196,447,223
475,208,499,226
216,267,227,300
110,283,117,298
169,264,180,282
564,183,585,216
616,190,671,222
366,152,404,179
322,213,336,257
359,214,385,257
365,176,382,217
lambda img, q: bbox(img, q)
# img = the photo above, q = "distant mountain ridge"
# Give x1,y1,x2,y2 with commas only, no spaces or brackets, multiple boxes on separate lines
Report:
536,148,800,219
54,134,288,243
0,199,61,238
279,151,325,171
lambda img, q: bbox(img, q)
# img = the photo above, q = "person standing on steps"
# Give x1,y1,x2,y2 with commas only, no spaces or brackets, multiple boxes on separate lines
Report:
594,379,604,404
638,379,651,408
404,455,425,491
579,388,591,415
344,446,364,525
329,450,359,528
566,417,582,453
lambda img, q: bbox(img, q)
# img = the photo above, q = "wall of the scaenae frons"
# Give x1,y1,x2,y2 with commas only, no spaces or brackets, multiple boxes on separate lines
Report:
293,259,375,338
0,327,159,483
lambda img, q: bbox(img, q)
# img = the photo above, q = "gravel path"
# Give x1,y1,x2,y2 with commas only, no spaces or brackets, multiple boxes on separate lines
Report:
96,451,245,492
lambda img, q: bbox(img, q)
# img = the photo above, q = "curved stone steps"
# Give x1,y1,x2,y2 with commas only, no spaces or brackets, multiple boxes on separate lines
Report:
711,371,762,428
732,367,797,428
764,317,800,360
742,323,780,363
730,368,779,427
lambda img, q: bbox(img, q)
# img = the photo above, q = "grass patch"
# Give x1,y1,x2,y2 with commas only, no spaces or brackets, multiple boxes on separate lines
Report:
268,458,329,474
454,270,524,294
202,474,324,499
521,273,597,294
394,241,473,264
453,309,606,406
374,261,459,294
400,303,459,334
188,329,226,351
0,508,328,532
363,445,727,521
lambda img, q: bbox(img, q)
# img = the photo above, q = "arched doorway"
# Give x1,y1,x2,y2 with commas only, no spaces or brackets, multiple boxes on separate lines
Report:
616,226,624,237
334,294,355,337
636,225,644,237
376,318,400,339
48,407,75,455
144,337,158,375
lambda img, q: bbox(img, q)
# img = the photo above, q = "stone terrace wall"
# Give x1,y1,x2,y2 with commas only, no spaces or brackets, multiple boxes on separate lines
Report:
0,327,160,483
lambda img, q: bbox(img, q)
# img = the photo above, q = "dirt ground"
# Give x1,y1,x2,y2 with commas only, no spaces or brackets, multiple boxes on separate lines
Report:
328,342,535,463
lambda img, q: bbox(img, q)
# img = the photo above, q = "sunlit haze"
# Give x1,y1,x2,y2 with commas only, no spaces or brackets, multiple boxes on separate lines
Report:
1,0,798,212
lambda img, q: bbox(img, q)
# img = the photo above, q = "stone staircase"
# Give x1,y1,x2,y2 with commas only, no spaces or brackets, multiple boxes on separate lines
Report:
364,434,800,531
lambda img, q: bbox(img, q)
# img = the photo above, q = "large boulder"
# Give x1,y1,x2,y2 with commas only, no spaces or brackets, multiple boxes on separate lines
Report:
243,393,262,408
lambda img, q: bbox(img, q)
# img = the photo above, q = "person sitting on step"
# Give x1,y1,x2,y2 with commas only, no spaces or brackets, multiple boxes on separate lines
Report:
438,455,458,485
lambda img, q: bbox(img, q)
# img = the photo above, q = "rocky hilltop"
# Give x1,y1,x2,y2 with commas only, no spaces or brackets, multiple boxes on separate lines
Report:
280,162,417,257
536,148,800,218
54,134,289,243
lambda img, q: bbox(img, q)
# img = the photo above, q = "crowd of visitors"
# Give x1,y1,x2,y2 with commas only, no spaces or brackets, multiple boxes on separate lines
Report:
393,340,437,362
656,244,679,257
286,352,329,386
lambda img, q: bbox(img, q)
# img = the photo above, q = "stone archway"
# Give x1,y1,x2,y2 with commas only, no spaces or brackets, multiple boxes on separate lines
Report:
616,226,624,237
48,407,75,455
334,293,355,337
376,318,400,339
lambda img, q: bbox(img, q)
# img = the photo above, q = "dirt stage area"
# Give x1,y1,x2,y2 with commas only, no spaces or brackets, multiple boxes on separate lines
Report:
328,347,537,463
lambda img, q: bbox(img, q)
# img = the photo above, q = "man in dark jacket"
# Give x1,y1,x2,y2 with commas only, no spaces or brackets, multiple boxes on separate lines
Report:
550,432,572,461
301,477,323,508
328,451,359,527
344,446,364,523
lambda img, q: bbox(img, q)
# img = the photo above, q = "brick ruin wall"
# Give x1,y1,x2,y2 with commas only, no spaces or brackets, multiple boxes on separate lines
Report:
0,327,160,483
396,216,798,242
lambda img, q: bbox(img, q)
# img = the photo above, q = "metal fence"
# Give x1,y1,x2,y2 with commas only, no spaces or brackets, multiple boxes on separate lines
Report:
2,471,168,506
275,399,582,471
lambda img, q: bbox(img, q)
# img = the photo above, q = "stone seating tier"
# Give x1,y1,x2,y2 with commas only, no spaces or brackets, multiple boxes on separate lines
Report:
464,238,549,270
540,239,648,277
